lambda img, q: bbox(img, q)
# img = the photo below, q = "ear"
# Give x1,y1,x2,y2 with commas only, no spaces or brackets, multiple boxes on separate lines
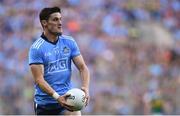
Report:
41,20,47,27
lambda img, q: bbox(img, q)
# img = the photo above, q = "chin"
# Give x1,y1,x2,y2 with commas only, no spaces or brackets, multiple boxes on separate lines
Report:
58,32,62,36
57,32,62,36
53,31,62,36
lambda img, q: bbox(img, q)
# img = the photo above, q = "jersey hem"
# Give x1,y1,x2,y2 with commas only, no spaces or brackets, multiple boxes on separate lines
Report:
29,63,43,65
72,53,81,58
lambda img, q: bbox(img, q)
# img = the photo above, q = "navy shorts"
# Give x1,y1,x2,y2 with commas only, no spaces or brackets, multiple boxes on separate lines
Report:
34,102,67,115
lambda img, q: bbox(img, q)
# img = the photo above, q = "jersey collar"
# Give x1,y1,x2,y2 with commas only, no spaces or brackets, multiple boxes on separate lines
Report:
41,33,59,45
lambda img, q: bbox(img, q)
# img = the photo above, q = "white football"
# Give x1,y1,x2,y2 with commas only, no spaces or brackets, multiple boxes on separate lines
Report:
66,88,86,111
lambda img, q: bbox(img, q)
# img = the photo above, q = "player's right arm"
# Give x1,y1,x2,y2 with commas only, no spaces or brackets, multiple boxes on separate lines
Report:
30,64,55,97
29,46,74,111
30,64,74,111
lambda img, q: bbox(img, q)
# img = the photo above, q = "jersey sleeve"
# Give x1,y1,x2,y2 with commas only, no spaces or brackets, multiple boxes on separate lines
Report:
71,40,81,58
29,47,43,65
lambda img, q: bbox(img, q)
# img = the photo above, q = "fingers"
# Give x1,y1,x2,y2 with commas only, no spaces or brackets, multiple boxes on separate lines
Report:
81,87,90,106
61,101,75,112
81,87,87,93
61,104,73,111
63,106,74,112
62,93,71,98
81,87,88,97
61,93,72,102
59,94,76,111
85,96,90,106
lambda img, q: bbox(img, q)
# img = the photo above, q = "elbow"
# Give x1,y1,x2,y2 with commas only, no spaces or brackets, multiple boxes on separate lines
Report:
35,77,44,85
79,64,89,72
81,65,90,76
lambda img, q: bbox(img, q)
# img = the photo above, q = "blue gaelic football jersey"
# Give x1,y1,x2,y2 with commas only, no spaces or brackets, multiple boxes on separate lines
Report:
29,34,80,105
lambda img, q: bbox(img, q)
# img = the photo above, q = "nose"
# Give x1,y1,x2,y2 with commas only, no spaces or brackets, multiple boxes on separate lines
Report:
58,19,62,24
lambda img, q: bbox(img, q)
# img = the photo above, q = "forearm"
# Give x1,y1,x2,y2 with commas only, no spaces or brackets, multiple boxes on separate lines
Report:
72,55,90,90
73,55,90,106
30,65,57,98
36,78,55,96
79,65,90,89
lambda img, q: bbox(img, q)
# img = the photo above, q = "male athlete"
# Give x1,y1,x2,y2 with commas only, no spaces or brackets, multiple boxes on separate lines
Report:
28,7,90,115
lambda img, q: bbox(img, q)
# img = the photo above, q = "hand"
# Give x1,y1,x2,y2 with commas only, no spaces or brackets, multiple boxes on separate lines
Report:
57,93,75,111
81,87,90,106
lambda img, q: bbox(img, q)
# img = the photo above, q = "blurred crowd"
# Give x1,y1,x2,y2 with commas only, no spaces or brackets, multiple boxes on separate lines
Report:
0,0,179,114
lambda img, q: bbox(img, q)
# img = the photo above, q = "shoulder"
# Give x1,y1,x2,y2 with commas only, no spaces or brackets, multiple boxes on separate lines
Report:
60,35,76,43
30,38,45,50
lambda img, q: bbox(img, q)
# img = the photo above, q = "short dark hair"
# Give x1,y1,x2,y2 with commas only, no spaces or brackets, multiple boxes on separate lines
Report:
39,7,61,21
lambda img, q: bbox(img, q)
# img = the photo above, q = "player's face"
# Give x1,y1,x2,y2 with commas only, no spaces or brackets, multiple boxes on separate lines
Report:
46,12,62,35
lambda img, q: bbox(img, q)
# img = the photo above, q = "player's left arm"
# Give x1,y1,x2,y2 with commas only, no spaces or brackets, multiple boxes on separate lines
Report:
72,55,90,106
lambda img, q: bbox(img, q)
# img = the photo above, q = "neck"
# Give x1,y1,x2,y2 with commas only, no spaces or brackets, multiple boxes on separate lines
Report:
44,31,58,43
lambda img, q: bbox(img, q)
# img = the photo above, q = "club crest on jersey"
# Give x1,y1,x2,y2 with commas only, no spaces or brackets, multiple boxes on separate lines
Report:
63,46,70,54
